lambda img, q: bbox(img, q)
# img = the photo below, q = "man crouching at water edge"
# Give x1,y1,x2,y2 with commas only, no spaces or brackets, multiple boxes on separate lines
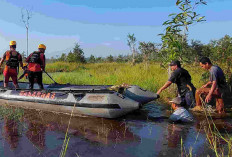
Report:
192,57,228,114
169,97,194,123
157,60,196,108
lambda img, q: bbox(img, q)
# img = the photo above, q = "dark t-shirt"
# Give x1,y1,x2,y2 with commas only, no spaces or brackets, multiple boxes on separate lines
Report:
168,68,195,96
209,65,227,90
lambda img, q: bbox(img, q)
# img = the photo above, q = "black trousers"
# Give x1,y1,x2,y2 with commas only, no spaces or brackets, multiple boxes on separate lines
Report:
28,71,44,90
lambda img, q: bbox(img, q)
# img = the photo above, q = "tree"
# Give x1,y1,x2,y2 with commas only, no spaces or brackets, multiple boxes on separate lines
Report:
89,55,96,63
96,57,103,63
66,51,75,62
127,33,137,65
159,0,207,63
190,40,204,63
58,53,67,61
116,55,124,63
106,55,114,62
138,42,157,69
72,43,86,63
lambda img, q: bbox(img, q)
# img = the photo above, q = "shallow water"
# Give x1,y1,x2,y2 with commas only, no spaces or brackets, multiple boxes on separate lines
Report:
0,103,232,157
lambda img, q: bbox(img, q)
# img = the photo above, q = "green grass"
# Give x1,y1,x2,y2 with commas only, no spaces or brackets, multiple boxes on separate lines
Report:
42,62,207,103
0,62,212,103
0,61,230,103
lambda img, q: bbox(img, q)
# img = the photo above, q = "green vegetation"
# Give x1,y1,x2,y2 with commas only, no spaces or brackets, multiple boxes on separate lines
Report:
37,62,210,103
199,98,232,157
57,43,86,63
0,105,24,121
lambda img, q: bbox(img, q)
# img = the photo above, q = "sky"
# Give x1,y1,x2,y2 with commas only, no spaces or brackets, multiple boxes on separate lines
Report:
0,0,232,58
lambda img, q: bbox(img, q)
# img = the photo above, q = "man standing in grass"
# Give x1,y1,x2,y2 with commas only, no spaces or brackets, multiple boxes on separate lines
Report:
0,41,23,88
193,57,227,114
157,60,196,108
26,44,46,90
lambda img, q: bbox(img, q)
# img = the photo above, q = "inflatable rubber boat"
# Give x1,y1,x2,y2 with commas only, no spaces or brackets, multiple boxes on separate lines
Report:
0,81,158,118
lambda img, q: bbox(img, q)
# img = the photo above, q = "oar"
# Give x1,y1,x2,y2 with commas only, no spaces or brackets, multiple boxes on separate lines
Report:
18,69,28,80
43,70,58,84
17,64,28,81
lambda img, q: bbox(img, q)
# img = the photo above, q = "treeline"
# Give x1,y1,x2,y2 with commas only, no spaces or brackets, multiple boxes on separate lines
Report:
55,43,86,63
55,35,232,66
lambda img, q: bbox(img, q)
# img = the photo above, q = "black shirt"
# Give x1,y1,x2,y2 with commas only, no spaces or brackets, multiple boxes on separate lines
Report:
168,68,195,96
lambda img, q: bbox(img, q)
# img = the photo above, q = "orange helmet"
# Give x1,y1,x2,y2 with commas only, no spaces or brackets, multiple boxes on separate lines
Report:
9,41,16,46
38,44,46,50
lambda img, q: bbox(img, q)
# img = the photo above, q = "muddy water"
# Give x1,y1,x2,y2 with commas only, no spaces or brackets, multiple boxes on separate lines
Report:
0,103,232,157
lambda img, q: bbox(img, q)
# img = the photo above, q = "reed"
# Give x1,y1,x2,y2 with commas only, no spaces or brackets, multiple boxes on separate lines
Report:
199,96,232,157
59,104,76,157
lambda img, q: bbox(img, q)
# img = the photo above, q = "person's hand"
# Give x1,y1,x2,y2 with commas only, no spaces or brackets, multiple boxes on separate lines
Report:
205,94,212,103
201,84,208,88
156,89,162,95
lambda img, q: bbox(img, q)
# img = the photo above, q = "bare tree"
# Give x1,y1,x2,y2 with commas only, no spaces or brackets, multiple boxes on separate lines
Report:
21,8,32,57
127,33,137,65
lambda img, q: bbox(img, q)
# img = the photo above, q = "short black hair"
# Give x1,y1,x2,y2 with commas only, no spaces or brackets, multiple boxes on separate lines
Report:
200,57,212,65
169,60,181,68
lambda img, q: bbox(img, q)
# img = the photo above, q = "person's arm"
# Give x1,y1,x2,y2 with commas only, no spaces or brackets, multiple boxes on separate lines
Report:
0,58,4,67
157,81,172,95
205,81,217,103
201,81,212,88
157,69,177,95
25,53,32,63
41,53,45,71
0,53,6,66
0,53,6,70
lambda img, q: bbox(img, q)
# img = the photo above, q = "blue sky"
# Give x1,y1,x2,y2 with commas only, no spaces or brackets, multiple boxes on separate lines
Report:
0,0,232,58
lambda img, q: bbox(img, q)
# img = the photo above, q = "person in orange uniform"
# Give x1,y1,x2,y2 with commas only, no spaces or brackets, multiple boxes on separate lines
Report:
26,44,46,90
0,41,23,88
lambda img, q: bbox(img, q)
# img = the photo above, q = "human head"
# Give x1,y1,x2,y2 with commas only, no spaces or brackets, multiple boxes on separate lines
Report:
169,97,182,110
9,41,16,49
38,44,46,53
199,57,212,70
169,60,181,71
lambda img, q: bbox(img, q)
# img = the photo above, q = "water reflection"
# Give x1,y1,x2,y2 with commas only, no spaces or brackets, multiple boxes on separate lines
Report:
26,122,46,149
2,118,19,149
167,124,186,148
195,118,232,149
1,103,232,157
22,110,140,146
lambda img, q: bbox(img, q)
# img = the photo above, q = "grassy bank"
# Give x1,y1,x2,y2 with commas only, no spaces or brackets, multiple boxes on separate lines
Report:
0,62,229,103
42,62,207,103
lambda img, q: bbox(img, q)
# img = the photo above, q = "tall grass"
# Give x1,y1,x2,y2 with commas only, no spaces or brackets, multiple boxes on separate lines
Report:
42,62,206,103
198,96,232,156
